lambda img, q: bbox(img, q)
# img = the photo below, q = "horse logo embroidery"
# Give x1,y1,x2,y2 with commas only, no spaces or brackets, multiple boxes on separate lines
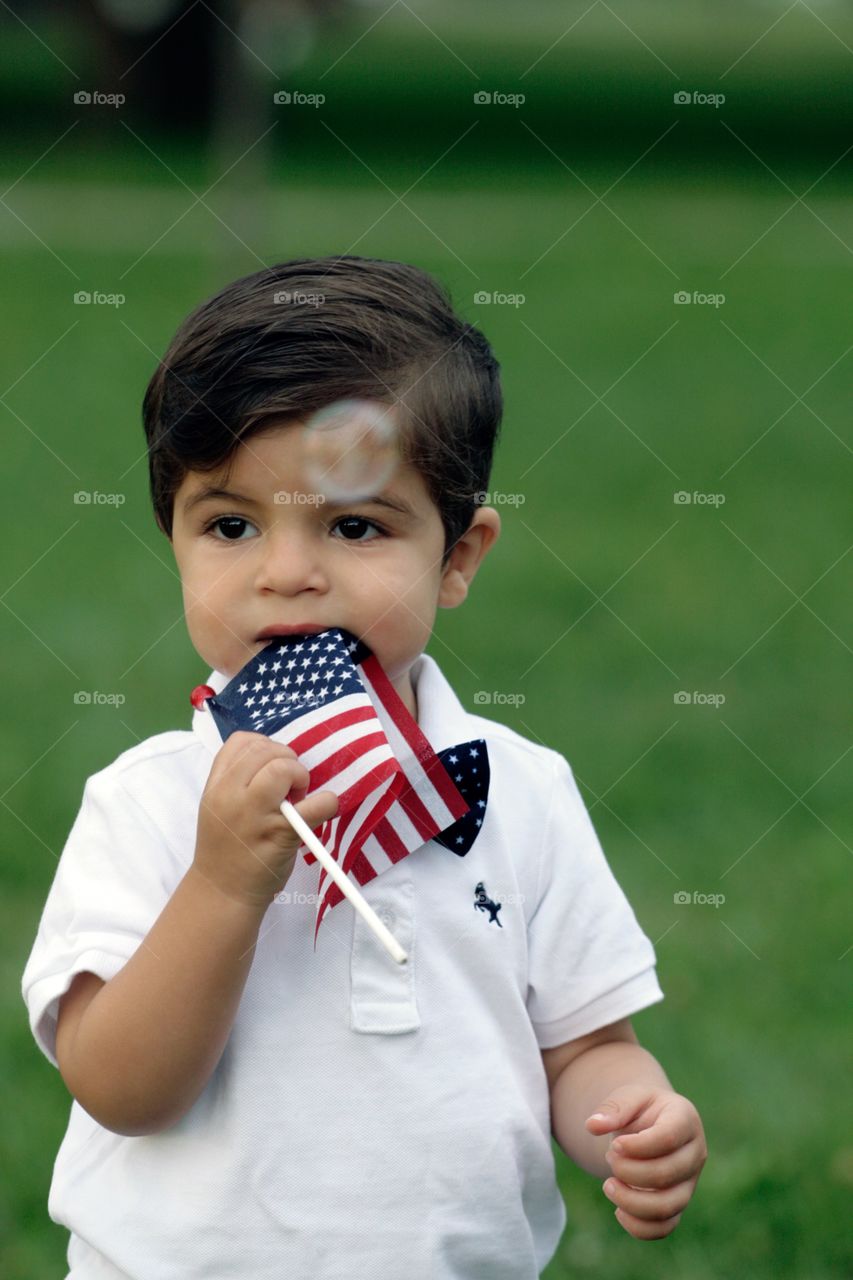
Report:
473,881,502,927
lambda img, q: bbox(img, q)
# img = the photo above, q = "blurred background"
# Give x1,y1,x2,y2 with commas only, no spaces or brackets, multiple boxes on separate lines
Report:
2,1,851,1276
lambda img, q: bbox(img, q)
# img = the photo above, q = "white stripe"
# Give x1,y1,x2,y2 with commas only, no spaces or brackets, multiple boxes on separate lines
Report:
325,743,397,799
315,776,398,911
295,713,386,770
266,690,396,795
375,798,424,858
267,690,370,744
357,829,400,879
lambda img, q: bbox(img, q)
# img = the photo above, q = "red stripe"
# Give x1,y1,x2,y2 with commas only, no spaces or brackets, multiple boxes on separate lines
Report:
302,766,404,866
319,786,399,903
360,655,468,820
359,654,433,761
338,780,404,878
307,731,394,793
315,880,345,945
312,776,402,943
391,778,440,843
369,813,410,865
288,702,382,756
348,847,380,886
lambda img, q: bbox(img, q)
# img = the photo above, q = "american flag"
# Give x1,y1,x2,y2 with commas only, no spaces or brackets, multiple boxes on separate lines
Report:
202,628,469,945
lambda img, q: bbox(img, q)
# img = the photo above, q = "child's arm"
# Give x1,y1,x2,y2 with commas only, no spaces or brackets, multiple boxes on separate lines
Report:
57,866,269,1135
55,731,339,1137
548,1028,707,1240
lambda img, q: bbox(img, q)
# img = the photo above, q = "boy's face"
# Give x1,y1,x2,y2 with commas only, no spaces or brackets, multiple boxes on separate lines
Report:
170,423,500,718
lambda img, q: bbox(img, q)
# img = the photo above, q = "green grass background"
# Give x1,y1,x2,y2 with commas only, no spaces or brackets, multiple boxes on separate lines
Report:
2,6,852,1278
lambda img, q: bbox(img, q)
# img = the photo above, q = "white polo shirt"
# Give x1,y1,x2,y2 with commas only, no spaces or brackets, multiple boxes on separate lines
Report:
22,650,664,1280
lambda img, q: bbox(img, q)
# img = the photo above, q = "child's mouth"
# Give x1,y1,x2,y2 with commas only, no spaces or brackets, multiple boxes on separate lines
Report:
254,624,330,642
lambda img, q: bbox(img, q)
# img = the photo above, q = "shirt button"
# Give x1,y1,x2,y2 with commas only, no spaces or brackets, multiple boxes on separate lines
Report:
379,909,395,927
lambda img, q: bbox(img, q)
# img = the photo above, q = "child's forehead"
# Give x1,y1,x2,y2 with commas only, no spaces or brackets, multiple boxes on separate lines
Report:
177,424,435,513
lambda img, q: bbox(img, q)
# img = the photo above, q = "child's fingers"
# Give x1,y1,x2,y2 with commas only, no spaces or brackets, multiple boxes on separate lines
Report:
606,1137,698,1190
604,1174,691,1224
249,754,311,809
286,789,339,833
211,731,294,788
612,1201,684,1240
609,1114,689,1159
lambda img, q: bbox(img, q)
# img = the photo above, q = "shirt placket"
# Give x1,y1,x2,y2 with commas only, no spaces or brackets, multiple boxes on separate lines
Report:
350,878,419,1034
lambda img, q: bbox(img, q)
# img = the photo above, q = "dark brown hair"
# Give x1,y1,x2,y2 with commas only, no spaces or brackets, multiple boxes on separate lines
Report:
142,255,502,563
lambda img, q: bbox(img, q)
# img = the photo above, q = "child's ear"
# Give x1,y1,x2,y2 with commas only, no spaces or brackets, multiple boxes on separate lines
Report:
438,508,501,610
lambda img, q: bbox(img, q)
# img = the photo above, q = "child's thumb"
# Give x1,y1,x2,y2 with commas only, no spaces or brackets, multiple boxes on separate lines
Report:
585,1100,626,1133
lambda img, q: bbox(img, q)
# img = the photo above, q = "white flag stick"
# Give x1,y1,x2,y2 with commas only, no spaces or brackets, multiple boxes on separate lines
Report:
280,799,408,965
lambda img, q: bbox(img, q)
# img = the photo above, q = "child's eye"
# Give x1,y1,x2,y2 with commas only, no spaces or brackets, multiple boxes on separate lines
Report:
204,516,258,541
203,514,385,543
331,515,386,543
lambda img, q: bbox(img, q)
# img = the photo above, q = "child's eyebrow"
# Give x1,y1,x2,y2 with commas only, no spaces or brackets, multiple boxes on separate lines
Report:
182,484,416,519
182,486,258,514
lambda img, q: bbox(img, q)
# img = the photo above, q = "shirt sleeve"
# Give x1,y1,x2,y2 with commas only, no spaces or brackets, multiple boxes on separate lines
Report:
526,751,664,1049
21,769,183,1069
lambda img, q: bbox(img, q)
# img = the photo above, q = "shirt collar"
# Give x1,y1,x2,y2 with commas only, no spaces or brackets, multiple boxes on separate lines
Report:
190,649,473,757
408,651,474,754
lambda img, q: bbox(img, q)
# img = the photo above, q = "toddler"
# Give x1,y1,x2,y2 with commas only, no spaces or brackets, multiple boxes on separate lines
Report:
22,255,706,1279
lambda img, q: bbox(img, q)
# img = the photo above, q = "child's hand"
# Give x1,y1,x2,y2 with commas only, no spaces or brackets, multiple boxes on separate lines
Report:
193,731,339,908
585,1086,707,1240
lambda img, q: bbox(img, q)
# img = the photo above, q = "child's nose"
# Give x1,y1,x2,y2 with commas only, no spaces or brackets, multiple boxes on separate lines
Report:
254,526,329,594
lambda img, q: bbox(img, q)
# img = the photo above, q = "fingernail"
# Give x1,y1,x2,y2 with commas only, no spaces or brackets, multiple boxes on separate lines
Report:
611,1140,623,1153
603,1180,616,1199
589,1113,608,1122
